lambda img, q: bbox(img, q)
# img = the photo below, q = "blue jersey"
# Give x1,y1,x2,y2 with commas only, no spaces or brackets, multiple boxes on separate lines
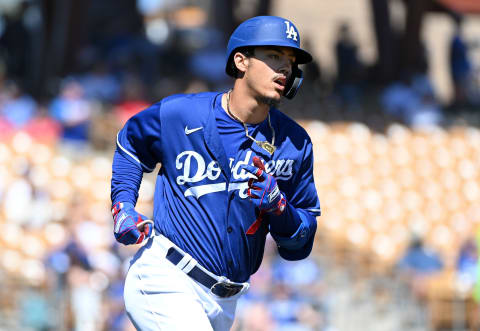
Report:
111,92,321,282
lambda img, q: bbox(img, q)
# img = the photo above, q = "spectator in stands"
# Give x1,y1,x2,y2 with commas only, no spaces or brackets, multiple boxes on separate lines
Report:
24,106,62,143
68,265,103,331
449,15,473,109
0,1,31,88
49,78,92,146
0,79,59,143
396,234,443,300
45,231,92,279
105,271,130,331
3,160,34,225
456,237,478,287
240,238,277,303
112,74,149,126
334,22,364,112
267,281,303,328
234,237,330,330
86,0,160,87
397,235,443,275
0,59,14,139
271,255,323,298
187,27,230,90
0,80,37,128
267,255,328,330
381,73,443,128
77,58,121,104
296,300,328,331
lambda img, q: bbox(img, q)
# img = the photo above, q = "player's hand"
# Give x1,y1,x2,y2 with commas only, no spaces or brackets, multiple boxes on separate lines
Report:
111,202,153,245
240,156,286,215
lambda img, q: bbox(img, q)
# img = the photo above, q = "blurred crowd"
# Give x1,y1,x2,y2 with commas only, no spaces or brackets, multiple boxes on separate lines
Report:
0,0,480,330
0,2,338,330
0,0,479,134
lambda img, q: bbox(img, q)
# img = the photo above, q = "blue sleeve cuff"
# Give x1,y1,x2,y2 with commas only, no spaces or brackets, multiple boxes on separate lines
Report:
277,233,315,261
270,207,318,260
271,221,309,250
269,203,317,250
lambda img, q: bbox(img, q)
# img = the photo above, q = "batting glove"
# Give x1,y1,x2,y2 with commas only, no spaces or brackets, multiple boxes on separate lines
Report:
240,156,286,215
112,202,153,245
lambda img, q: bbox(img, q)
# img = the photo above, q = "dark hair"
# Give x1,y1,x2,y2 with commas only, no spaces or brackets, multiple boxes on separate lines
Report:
228,46,255,78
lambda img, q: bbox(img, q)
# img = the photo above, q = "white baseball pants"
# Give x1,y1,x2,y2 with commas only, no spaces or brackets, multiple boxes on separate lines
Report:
123,234,244,331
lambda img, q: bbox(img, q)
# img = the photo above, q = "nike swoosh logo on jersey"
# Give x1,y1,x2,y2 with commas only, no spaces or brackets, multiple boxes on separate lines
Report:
185,126,203,135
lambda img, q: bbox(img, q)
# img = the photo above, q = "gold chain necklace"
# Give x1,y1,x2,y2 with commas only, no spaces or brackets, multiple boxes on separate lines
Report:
226,90,276,155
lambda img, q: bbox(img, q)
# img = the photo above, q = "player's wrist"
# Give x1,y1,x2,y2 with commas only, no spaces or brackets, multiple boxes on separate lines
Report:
266,193,286,215
274,195,286,215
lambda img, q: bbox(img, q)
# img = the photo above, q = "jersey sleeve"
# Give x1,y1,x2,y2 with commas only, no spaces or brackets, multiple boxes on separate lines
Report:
116,103,162,172
286,141,321,217
111,149,144,206
270,139,321,260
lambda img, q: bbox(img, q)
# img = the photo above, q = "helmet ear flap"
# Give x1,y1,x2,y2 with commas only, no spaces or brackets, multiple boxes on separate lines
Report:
284,65,303,99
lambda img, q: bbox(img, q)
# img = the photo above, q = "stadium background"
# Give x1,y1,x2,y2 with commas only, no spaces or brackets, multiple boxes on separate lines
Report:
0,0,479,330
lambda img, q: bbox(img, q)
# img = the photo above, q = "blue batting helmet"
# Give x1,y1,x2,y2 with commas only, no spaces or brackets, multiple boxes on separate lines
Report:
225,16,312,77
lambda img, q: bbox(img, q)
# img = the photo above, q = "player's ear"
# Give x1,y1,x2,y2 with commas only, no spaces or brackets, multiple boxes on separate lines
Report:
233,52,249,76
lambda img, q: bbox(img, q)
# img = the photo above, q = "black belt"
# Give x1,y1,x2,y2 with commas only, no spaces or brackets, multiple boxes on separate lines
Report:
165,247,244,298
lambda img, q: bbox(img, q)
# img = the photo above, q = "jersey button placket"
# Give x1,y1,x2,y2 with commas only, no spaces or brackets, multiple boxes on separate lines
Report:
225,190,236,275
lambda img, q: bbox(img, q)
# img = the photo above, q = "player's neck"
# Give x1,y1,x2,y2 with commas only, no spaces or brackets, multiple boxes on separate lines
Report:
222,86,269,125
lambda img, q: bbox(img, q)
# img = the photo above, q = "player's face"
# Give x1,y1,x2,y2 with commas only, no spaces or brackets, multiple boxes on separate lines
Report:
245,46,296,102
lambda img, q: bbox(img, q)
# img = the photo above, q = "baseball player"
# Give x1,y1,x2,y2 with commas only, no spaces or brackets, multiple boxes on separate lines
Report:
111,15,321,330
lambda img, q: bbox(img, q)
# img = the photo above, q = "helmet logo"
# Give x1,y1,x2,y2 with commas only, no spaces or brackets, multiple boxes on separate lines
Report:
284,21,298,41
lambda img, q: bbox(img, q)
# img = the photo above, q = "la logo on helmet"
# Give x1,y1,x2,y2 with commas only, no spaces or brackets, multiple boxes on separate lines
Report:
284,21,298,41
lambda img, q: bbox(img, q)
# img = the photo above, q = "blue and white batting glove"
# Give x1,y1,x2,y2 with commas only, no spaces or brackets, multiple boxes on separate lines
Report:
240,156,286,215
112,202,153,245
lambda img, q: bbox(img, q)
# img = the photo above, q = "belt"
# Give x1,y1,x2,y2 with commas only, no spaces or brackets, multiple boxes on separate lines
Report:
165,246,245,298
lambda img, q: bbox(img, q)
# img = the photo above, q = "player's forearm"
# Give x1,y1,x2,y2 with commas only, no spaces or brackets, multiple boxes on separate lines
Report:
277,232,316,261
111,149,144,206
269,203,317,250
268,202,301,236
